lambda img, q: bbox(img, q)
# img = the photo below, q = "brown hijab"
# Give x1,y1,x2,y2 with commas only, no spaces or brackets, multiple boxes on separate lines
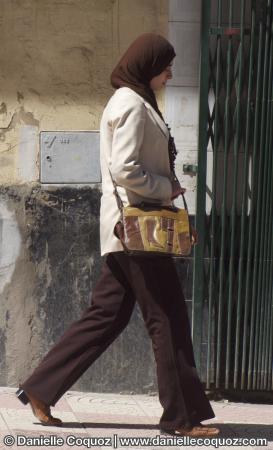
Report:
110,33,175,121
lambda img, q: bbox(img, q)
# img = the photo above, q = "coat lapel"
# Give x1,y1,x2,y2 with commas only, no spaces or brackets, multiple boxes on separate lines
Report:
120,87,169,140
143,101,169,139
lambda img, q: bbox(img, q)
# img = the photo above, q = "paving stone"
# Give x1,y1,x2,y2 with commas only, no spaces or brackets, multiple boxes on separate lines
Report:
3,388,72,412
46,397,73,412
133,396,162,419
1,408,84,434
0,413,9,431
66,395,142,416
72,411,153,425
1,392,29,410
0,388,272,450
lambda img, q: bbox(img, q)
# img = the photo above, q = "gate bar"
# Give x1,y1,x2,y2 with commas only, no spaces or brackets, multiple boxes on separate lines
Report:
234,3,255,389
225,0,246,389
211,0,223,390
192,0,211,374
260,9,273,389
249,0,270,390
251,0,271,389
241,18,264,390
266,6,273,389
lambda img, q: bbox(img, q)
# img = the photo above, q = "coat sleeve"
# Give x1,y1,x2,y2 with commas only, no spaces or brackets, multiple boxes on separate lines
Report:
109,99,172,200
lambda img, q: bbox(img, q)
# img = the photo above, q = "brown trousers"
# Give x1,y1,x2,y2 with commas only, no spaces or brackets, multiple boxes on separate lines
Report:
20,252,215,430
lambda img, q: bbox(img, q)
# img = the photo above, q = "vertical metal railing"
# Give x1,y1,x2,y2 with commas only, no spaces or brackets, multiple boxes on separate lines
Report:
214,0,224,391
240,11,263,391
193,0,273,392
234,1,255,390
256,0,273,390
266,6,273,391
192,0,211,374
225,0,245,390
250,0,272,390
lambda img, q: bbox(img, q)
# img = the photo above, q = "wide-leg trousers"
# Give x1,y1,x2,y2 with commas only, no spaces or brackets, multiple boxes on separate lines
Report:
20,251,215,430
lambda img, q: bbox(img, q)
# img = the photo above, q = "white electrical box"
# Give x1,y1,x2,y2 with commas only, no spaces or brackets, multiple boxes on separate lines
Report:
40,131,101,183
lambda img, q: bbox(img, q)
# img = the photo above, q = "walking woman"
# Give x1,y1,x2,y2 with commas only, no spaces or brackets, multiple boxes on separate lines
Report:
16,33,219,437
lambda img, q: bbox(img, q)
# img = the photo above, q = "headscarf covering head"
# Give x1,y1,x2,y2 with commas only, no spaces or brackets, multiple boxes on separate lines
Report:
110,33,175,120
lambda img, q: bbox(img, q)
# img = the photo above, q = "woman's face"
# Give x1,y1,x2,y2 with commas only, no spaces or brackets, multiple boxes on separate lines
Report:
149,61,173,91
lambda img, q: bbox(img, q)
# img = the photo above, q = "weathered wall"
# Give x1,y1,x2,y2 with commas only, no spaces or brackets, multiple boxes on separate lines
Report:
0,0,168,184
0,0,171,394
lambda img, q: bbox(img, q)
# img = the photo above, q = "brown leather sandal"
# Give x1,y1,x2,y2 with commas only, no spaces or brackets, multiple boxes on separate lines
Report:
16,388,62,426
175,424,220,437
161,423,220,437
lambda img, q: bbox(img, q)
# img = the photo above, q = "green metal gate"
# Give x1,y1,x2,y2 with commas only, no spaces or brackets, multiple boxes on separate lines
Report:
193,0,273,392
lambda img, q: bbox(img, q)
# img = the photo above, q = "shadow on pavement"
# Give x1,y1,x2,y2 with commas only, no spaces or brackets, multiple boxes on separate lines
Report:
41,421,273,441
57,422,159,430
211,423,272,440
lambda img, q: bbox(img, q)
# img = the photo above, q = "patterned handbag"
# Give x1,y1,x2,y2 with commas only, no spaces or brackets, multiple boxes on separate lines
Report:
108,170,193,257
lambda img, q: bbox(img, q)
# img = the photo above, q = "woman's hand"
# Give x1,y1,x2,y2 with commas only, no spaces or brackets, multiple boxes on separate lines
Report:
190,225,198,245
171,180,186,200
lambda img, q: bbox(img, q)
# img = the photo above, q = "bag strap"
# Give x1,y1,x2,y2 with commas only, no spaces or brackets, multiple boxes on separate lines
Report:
180,190,189,211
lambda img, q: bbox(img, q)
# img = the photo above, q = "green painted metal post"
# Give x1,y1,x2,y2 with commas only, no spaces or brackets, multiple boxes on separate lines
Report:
192,0,211,374
241,16,264,391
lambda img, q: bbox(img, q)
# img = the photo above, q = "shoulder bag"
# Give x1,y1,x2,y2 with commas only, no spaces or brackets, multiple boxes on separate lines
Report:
108,169,194,258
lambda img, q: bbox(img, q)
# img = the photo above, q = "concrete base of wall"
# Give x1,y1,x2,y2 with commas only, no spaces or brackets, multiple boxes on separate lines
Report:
0,185,154,393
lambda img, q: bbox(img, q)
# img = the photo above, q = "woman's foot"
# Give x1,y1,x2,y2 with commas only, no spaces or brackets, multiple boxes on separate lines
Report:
190,420,220,435
161,422,220,437
176,424,220,436
16,388,62,426
189,423,220,436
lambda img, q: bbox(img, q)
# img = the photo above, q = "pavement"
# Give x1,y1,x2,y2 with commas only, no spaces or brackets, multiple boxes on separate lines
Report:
0,387,272,450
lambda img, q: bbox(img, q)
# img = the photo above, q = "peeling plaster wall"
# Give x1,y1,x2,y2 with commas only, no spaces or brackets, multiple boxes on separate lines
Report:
0,0,170,393
0,0,168,184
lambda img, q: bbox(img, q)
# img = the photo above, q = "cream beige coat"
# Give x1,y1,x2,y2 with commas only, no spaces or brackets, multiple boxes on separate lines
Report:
99,86,173,256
